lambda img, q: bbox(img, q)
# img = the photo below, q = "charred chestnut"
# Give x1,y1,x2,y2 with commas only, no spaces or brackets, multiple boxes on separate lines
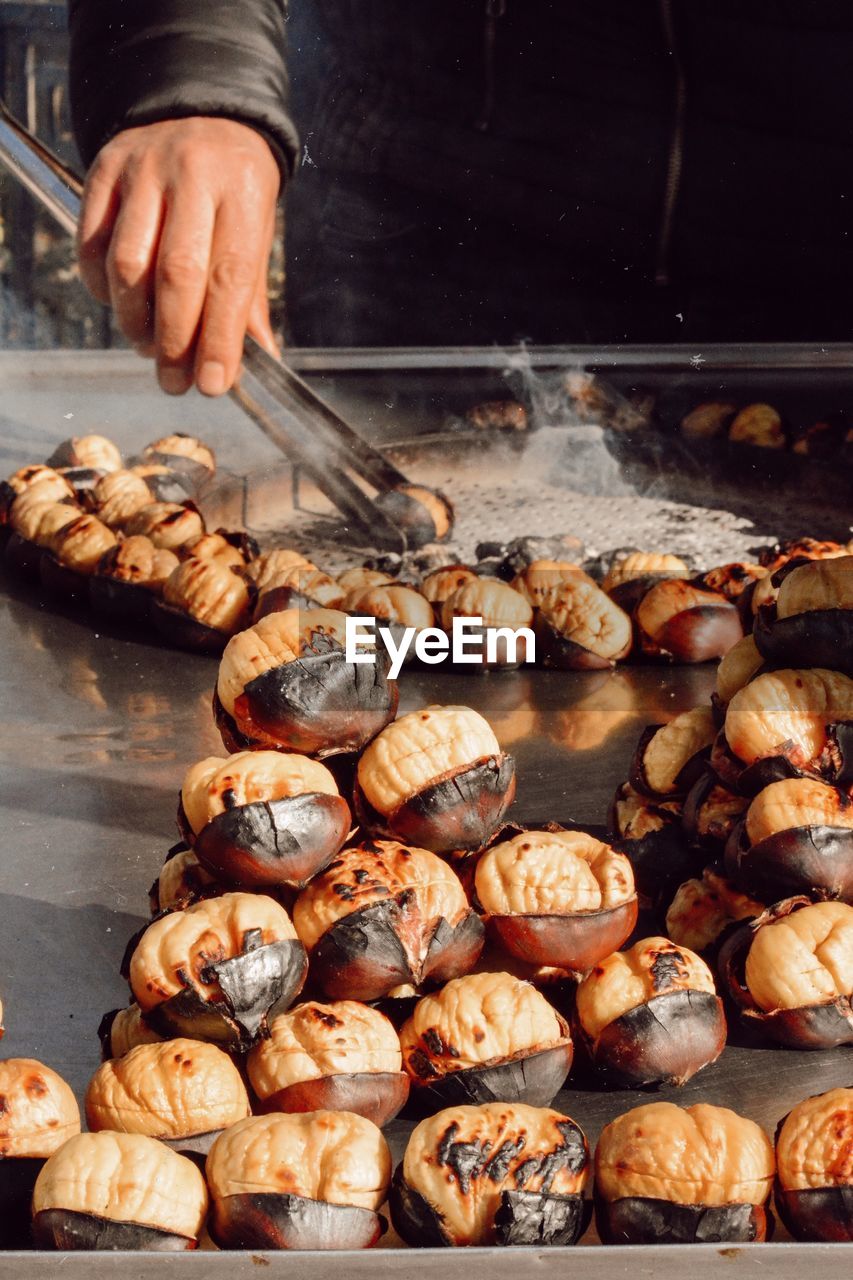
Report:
754,556,853,675
725,777,853,903
86,1038,249,1150
775,1086,853,1241
682,771,749,853
511,560,593,610
696,563,768,619
535,578,632,669
126,891,308,1050
91,469,155,529
609,782,692,912
342,583,434,658
152,556,252,652
665,867,763,954
354,705,515,852
149,844,219,914
602,551,689,613
390,1101,590,1247
595,1102,774,1244
0,1059,80,1247
130,463,195,504
90,536,180,621
636,579,743,663
440,579,534,669
123,501,205,553
474,828,637,972
6,490,80,576
0,465,73,524
98,1003,164,1059
41,512,117,597
421,565,478,612
631,705,717,800
575,936,726,1087
179,750,350,888
336,566,395,594
32,1131,208,1250
728,403,787,449
373,483,454,548
723,667,853,793
206,1111,390,1250
718,897,853,1048
254,564,345,617
46,434,122,472
758,537,849,574
247,999,408,1126
215,607,397,757
679,401,737,441
399,971,572,1111
141,433,216,484
244,548,314,594
293,838,484,1001
713,633,765,711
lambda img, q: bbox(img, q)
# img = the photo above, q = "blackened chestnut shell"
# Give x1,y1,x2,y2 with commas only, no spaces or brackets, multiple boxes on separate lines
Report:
638,603,743,664
150,598,233,654
0,1157,45,1247
389,1164,588,1248
487,898,638,975
407,1039,573,1114
630,723,712,801
754,603,853,677
578,989,726,1088
39,552,90,601
210,1192,386,1251
4,532,46,578
534,614,627,671
775,1184,853,1243
682,770,743,853
714,723,853,797
724,818,853,905
179,793,351,890
32,1209,197,1251
309,900,485,1002
595,1193,769,1245
373,486,454,549
256,1071,410,1128
89,574,157,624
354,754,516,855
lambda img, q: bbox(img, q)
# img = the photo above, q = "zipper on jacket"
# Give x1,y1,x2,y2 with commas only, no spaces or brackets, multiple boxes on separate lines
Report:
475,0,507,133
655,0,686,286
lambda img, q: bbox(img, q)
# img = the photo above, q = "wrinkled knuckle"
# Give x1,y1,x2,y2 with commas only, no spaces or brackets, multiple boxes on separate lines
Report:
158,251,206,290
109,247,151,288
210,251,257,295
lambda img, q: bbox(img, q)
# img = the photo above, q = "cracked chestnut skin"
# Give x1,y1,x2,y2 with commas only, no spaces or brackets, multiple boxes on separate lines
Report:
754,555,853,676
775,1086,853,1241
718,897,853,1049
595,1101,775,1244
293,839,484,1002
609,782,695,913
665,867,763,956
630,706,717,801
635,579,743,664
534,578,632,670
575,937,727,1088
355,705,516,854
390,1101,590,1247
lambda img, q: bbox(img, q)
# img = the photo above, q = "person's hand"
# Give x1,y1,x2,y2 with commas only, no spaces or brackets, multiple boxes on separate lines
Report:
77,117,281,396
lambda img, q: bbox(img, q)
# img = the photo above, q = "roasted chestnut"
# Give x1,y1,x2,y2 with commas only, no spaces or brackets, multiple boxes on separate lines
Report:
148,844,219,914
754,556,853,675
129,463,195,504
336,566,395,594
32,1131,208,1250
292,838,484,1001
728,403,786,449
535,578,632,669
247,999,408,1126
46,434,122,472
636,579,743,663
86,1038,250,1151
696,563,768,618
40,511,117,597
421,565,478,612
123,501,205,553
725,777,853,903
602,551,689,613
679,401,736,440
609,782,693,912
0,1059,80,1247
511,560,593,610
681,770,749,852
91,468,155,528
474,828,637,972
665,867,763,954
575,936,726,1087
630,705,716,799
215,607,398,757
6,490,80,576
0,465,73,523
595,1102,775,1244
152,555,252,652
206,1111,390,1250
89,536,180,621
243,548,314,594
440,578,534,669
126,891,308,1049
466,400,528,432
373,483,454,548
775,1086,853,1241
390,1101,590,1247
713,633,765,711
399,971,572,1111
98,1003,164,1059
723,667,853,793
354,705,515,853
178,750,350,888
759,537,850,573
254,564,345,617
141,433,216,484
342,583,434,647
718,897,853,1048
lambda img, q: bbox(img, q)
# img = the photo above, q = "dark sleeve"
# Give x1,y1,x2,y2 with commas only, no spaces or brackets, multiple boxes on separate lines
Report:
68,0,299,179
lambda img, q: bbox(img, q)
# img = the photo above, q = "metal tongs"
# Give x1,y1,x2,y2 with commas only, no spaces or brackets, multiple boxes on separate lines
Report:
0,101,412,549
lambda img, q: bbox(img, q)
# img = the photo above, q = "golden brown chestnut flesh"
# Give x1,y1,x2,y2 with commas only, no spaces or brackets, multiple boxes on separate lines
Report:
511,560,594,610
373,484,454,548
474,828,637,972
535,578,632,669
247,1000,408,1126
575,937,726,1087
39,512,117,598
758,537,849,573
399,971,572,1112
178,750,350,889
215,607,398,758
609,782,694,912
341,582,434,665
681,770,748,853
97,1003,164,1060
141,433,216,485
0,1059,80,1247
421,565,478,612
725,777,853,903
665,867,763,955
148,843,220,914
90,536,180,622
253,564,345,619
754,556,853,675
126,891,308,1050
595,1102,774,1244
0,465,74,524
728,403,786,449
602,551,689,614
775,1086,853,1241
723,667,853,793
152,555,252,652
354,705,515,853
206,1111,390,1250
390,1101,590,1247
636,579,743,663
630,705,716,800
123,501,205,553
293,839,484,1001
718,897,853,1049
85,1039,250,1150
5,492,80,576
439,578,534,669
46,434,122,472
713,633,766,715
91,468,154,529
32,1131,208,1250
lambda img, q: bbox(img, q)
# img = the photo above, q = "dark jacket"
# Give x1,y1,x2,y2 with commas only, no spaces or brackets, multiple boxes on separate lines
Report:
68,1,853,291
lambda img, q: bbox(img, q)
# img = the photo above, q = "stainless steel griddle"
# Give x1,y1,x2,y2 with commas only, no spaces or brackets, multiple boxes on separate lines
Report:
0,347,850,1275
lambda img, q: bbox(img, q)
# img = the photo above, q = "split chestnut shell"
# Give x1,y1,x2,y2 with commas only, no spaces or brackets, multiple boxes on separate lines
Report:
775,1086,853,1241
753,556,853,676
635,579,743,664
